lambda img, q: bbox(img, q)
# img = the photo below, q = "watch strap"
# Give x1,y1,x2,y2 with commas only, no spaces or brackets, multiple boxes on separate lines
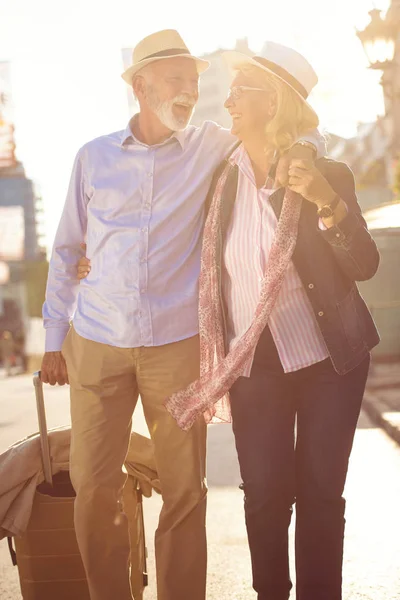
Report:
317,194,340,218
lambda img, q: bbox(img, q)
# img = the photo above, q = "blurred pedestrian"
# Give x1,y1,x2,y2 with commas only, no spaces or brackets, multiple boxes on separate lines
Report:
1,331,14,377
166,42,380,600
14,330,27,373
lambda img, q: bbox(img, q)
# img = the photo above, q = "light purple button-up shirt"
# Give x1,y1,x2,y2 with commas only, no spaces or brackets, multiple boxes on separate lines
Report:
43,120,237,351
43,119,325,352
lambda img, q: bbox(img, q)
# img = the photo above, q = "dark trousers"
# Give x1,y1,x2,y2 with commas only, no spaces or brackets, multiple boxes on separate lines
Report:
230,326,370,600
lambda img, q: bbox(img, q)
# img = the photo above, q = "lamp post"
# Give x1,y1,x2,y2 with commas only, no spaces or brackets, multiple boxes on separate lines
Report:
357,2,400,185
357,8,396,70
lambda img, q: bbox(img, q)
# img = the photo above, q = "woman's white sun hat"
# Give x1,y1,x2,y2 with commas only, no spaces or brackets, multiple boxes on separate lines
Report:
223,41,318,120
122,29,210,84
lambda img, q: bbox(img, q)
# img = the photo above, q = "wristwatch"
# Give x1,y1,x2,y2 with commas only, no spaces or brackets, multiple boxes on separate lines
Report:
317,194,341,219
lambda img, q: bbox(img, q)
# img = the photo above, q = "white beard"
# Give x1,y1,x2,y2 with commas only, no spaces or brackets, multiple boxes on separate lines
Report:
146,87,195,131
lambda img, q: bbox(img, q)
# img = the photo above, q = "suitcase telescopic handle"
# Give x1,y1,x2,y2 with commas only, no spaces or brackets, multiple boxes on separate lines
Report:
33,371,53,486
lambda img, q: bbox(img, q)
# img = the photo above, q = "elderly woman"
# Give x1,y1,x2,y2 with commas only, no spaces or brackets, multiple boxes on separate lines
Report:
165,42,380,600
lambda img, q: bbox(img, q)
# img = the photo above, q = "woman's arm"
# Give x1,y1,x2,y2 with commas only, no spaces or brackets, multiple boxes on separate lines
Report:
317,160,380,282
288,158,380,282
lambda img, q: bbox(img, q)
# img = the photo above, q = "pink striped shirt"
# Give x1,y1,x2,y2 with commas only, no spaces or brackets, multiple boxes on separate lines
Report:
223,145,329,376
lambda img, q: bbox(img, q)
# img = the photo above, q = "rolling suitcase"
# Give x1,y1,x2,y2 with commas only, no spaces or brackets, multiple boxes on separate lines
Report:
8,371,148,600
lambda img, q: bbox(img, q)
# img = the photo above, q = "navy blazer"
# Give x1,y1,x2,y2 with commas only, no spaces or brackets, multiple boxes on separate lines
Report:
207,157,380,375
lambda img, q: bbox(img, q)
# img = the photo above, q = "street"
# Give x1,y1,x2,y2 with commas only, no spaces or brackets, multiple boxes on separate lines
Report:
1,373,400,599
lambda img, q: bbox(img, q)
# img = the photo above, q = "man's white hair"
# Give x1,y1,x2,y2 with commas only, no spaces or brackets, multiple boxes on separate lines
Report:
131,64,155,100
132,63,195,131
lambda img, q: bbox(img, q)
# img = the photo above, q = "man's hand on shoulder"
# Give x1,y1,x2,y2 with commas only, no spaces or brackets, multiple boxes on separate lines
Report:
41,351,69,386
274,142,316,188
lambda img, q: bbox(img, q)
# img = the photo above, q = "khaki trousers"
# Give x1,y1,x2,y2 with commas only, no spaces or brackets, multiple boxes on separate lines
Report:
62,326,207,600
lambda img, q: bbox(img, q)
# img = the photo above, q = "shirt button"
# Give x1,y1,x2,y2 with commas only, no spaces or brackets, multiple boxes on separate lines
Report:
141,288,146,294
141,227,147,233
308,283,314,289
335,233,341,238
148,172,153,178
318,311,324,317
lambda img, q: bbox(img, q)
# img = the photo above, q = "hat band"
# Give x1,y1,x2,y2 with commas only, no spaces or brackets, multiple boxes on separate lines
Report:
139,48,191,62
253,57,308,99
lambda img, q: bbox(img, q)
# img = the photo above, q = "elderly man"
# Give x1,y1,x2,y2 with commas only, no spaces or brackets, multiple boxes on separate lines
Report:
41,29,324,600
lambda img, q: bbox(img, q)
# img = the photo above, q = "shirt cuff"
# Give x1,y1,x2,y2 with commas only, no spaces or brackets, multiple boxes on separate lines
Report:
318,211,361,245
318,218,327,231
45,325,71,352
299,130,326,159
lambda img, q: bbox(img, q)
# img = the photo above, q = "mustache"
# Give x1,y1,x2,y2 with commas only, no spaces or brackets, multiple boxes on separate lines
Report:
172,94,196,107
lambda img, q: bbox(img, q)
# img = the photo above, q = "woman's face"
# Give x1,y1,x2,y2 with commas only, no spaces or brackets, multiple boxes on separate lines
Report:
224,71,276,141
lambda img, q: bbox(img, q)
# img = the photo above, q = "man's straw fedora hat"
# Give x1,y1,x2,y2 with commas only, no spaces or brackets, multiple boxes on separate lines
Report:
223,41,318,120
122,29,210,84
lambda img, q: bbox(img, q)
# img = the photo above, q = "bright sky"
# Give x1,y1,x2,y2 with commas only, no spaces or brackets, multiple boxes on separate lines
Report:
0,0,391,251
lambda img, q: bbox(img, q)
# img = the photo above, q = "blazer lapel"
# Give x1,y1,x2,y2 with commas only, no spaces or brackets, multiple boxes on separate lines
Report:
269,187,285,219
269,187,318,223
220,165,239,240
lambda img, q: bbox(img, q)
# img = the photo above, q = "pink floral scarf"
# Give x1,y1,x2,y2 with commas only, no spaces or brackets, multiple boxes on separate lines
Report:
165,159,302,431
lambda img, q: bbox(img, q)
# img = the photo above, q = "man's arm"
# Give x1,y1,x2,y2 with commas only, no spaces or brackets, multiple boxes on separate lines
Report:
273,129,326,188
41,150,88,384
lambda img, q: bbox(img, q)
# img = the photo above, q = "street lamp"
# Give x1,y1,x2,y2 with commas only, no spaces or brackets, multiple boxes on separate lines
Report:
357,2,400,186
357,8,396,70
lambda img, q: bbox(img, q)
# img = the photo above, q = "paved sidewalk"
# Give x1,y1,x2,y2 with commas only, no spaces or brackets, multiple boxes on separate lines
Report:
1,375,400,598
363,359,400,445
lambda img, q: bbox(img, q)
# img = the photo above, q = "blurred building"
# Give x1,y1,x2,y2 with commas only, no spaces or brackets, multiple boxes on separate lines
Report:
0,62,16,170
0,62,46,366
0,165,45,356
327,120,393,212
0,164,42,261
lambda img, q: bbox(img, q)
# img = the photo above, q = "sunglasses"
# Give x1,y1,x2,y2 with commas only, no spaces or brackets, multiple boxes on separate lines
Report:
226,85,270,101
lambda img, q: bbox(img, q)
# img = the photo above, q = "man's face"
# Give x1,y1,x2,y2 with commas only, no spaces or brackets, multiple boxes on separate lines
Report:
139,57,200,131
224,71,275,141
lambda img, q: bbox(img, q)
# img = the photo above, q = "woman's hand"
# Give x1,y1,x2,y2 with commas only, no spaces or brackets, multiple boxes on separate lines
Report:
288,159,348,227
77,243,91,280
288,159,336,207
274,145,316,188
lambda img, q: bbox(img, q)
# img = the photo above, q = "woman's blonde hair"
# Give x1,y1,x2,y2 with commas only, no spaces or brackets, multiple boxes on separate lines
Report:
237,64,319,155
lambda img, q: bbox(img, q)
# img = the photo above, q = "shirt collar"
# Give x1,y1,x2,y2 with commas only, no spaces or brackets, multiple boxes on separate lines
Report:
228,143,246,167
229,143,276,191
120,115,187,150
229,144,255,183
